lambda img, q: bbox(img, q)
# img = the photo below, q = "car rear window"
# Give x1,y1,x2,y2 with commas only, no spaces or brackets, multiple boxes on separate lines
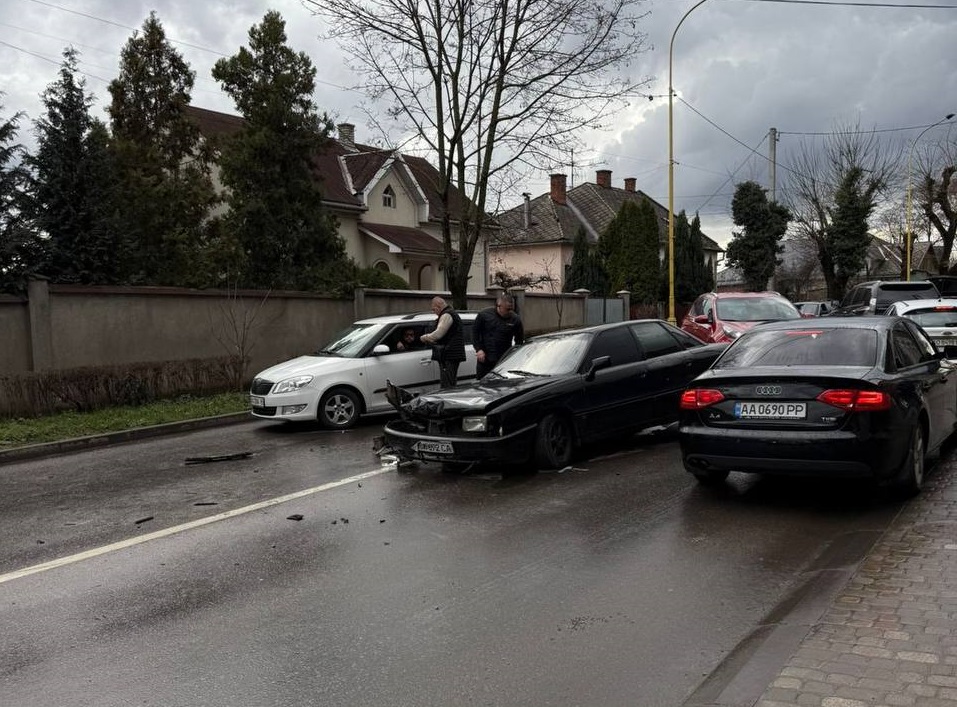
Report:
714,297,801,322
714,328,878,368
900,307,957,328
876,283,939,306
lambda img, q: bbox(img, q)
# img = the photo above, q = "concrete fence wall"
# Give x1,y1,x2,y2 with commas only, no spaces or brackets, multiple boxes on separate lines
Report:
2,281,626,380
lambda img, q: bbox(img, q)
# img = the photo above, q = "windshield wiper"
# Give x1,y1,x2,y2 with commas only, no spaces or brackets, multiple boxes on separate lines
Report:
314,348,339,356
507,369,543,377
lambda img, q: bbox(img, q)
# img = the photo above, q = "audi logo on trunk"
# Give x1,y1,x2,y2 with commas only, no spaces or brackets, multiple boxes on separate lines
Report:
755,385,782,396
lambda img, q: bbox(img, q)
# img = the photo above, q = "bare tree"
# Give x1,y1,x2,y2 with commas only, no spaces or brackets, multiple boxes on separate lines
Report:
207,284,271,390
913,134,957,273
304,0,651,309
537,255,565,329
783,122,902,300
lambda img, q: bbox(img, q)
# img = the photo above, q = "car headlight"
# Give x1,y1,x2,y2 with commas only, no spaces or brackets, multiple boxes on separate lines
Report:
721,327,742,340
462,416,488,433
273,375,314,394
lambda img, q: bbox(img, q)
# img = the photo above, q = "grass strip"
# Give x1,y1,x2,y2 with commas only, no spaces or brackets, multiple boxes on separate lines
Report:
0,392,249,450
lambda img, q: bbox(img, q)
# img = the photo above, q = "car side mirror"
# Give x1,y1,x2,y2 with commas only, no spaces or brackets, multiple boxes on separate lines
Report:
372,344,391,355
584,355,611,381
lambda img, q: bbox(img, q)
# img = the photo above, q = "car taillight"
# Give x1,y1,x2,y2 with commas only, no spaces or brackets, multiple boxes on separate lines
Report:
817,389,891,411
680,389,725,409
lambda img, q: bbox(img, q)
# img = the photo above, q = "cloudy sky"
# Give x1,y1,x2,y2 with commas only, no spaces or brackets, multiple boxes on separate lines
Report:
2,0,956,249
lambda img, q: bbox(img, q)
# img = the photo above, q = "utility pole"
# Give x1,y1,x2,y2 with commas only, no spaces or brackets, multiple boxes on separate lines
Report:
769,127,778,202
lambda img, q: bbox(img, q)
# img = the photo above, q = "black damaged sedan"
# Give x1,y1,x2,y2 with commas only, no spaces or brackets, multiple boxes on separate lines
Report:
383,319,725,471
679,317,957,495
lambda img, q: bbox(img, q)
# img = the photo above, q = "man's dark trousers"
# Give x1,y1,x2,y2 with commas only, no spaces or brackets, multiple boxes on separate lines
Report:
440,361,460,388
476,359,496,379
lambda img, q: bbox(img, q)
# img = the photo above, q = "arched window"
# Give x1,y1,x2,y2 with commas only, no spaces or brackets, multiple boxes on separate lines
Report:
417,263,433,289
374,260,390,273
382,185,395,208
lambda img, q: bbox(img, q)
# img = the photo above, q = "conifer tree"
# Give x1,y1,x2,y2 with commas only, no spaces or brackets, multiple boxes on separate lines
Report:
212,11,347,291
25,48,123,284
725,181,790,291
0,100,38,294
564,226,609,295
108,12,216,285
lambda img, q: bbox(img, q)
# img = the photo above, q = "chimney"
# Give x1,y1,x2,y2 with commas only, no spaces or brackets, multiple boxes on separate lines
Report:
338,122,355,149
624,177,636,193
522,192,532,229
550,173,567,205
596,169,612,188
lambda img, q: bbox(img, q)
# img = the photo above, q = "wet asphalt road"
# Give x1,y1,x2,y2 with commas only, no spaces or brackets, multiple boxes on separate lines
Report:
0,417,911,706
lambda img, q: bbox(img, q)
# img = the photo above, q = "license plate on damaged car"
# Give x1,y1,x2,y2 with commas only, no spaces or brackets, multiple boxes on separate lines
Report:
413,440,453,455
734,401,806,419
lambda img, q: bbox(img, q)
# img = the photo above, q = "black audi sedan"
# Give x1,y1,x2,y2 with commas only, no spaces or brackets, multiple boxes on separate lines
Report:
382,320,726,471
679,317,957,495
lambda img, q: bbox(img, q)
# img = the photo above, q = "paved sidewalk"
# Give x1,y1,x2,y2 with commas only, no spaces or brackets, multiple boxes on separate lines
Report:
756,461,957,707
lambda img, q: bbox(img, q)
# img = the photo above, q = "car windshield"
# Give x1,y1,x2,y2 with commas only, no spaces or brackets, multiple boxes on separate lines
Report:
491,333,592,377
314,323,383,358
715,297,801,322
900,308,957,328
714,328,878,368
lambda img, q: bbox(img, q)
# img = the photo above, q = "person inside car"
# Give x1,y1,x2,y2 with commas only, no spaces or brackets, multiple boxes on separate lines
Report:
394,327,423,352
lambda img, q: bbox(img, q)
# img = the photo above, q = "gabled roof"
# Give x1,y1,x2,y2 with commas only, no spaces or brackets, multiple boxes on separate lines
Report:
493,177,722,253
183,105,476,223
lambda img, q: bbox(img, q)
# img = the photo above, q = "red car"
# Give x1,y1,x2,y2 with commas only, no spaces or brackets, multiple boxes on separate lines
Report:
681,291,802,344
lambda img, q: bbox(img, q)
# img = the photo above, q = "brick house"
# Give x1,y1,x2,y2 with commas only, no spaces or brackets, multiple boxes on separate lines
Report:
185,106,488,291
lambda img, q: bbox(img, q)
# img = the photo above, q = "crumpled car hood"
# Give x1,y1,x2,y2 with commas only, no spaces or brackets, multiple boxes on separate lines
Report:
404,376,553,417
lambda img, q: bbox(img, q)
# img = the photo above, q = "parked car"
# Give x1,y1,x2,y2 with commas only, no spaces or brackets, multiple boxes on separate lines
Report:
249,311,478,428
830,280,940,316
678,317,957,496
794,300,833,318
382,320,726,471
681,291,801,344
885,298,957,352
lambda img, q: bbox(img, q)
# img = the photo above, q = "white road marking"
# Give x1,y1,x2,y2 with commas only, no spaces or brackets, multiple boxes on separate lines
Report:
0,467,393,586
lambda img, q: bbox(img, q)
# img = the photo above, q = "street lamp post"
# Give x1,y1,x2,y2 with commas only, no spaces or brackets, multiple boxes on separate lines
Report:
905,113,954,281
668,0,711,324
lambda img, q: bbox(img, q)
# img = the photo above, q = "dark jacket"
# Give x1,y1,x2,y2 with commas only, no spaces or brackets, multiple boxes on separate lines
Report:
431,306,466,363
473,306,524,363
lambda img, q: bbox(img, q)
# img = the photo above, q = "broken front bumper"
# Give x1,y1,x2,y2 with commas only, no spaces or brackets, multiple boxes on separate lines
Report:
382,419,537,465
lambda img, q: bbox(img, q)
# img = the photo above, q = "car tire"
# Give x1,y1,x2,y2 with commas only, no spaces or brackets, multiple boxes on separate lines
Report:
318,387,361,429
893,424,925,497
683,460,729,485
534,414,573,470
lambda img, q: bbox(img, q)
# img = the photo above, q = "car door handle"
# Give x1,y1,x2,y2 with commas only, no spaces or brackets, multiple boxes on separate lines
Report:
420,358,432,365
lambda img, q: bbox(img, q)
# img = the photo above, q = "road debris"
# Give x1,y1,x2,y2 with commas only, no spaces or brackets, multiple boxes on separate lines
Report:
287,514,304,521
184,451,253,465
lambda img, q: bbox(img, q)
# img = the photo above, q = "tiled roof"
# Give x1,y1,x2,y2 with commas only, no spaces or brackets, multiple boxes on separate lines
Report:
493,181,722,253
359,223,445,256
183,105,476,222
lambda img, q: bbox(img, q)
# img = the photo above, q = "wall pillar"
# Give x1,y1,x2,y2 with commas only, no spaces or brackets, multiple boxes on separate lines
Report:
507,286,526,315
617,290,631,321
354,286,366,322
27,278,53,371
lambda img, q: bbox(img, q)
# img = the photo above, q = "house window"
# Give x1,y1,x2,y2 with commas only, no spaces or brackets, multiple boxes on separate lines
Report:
374,260,390,273
382,185,395,208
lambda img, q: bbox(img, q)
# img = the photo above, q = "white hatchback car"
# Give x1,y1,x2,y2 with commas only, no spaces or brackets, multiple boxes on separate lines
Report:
249,311,478,428
885,298,957,354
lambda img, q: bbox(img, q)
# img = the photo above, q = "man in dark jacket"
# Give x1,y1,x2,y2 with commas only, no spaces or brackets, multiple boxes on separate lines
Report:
473,294,524,379
420,296,466,388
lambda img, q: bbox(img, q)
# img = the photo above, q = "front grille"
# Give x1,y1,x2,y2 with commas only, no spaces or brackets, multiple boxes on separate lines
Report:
252,406,277,416
250,378,274,395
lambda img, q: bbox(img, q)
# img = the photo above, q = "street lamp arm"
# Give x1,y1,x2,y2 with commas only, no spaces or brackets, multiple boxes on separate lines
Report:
668,0,712,324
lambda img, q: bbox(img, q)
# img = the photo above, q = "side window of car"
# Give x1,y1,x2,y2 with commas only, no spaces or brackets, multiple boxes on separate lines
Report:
585,327,641,368
891,325,924,369
701,297,713,318
630,322,682,359
902,320,937,361
691,295,704,317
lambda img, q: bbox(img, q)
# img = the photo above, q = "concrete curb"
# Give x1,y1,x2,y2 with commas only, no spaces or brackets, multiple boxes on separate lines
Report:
0,411,253,466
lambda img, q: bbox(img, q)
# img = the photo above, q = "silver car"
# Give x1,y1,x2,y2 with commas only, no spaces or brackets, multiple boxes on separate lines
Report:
885,298,957,353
